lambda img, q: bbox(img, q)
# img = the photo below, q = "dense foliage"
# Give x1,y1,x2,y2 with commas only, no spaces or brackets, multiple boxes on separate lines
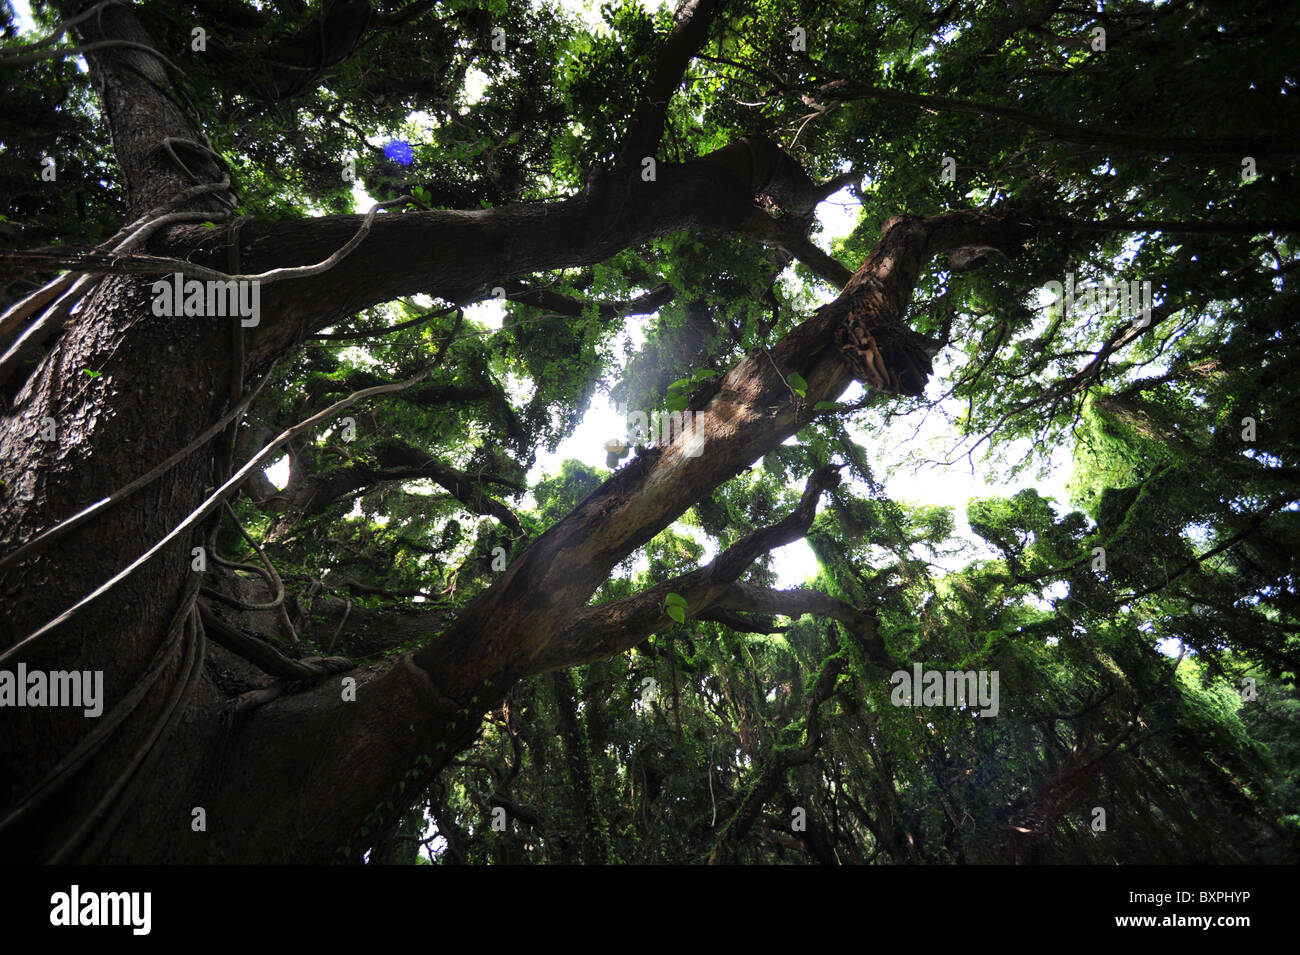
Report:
3,0,1296,864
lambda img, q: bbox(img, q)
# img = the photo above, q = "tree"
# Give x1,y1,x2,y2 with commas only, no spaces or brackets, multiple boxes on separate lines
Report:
1,0,1296,864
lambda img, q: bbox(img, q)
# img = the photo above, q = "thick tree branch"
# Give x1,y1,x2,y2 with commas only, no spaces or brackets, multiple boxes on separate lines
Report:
501,280,676,319
711,583,892,670
815,79,1300,162
618,0,726,165
406,203,1035,699
694,608,787,633
536,466,842,671
198,603,350,681
735,212,853,288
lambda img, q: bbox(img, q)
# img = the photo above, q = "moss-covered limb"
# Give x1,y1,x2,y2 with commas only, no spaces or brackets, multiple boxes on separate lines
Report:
706,652,846,864
550,669,614,864
711,582,892,671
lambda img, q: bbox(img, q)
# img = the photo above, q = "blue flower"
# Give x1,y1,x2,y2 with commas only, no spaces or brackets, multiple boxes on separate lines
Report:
383,140,414,166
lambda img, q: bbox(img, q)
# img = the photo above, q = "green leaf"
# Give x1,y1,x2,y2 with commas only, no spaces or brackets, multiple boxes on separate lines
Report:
82,369,102,378
814,401,839,411
666,605,685,623
690,369,717,382
787,372,808,398
665,393,689,412
666,377,691,393
664,592,687,608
